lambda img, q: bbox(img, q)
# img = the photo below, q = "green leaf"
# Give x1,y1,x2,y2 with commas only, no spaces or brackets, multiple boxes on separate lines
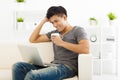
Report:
17,17,24,22
89,17,97,21
16,0,25,2
107,12,116,20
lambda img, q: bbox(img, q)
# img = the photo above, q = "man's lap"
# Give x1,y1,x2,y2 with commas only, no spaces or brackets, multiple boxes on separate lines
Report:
13,62,75,80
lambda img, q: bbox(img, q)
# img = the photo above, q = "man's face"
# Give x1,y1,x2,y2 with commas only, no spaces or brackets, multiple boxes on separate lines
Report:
49,15,67,32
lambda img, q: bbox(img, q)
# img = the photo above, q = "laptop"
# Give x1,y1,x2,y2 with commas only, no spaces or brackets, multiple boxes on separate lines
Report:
17,44,53,67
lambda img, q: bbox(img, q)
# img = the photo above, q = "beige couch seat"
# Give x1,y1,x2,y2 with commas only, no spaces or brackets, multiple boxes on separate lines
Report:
0,42,92,80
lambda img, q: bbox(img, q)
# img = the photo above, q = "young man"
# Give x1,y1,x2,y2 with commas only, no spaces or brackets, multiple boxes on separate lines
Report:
12,6,89,80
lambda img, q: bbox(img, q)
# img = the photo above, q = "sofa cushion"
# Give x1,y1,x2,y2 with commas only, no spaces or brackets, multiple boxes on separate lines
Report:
0,69,12,80
0,43,23,69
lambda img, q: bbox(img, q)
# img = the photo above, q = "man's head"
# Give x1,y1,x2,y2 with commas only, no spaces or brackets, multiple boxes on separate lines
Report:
46,6,67,19
46,6,68,32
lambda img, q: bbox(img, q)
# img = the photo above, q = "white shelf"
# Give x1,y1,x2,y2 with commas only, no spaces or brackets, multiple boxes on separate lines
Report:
86,26,118,75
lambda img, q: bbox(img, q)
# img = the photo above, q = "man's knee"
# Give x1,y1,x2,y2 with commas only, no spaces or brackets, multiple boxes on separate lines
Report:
12,62,24,71
24,70,39,80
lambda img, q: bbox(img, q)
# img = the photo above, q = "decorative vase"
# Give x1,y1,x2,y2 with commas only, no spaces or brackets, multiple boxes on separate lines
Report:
17,22,24,31
90,20,97,26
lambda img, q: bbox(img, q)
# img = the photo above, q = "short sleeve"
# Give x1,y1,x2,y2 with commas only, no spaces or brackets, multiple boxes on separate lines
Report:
46,30,59,40
74,27,88,42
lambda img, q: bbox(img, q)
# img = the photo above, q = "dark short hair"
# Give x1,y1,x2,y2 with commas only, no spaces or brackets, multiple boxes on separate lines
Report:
46,6,67,19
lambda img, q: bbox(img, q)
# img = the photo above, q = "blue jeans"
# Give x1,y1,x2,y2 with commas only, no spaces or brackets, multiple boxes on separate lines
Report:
12,62,76,80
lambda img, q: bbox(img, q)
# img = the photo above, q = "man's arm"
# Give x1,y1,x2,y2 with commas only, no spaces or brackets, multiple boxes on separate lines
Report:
29,18,50,43
51,35,89,54
61,39,90,54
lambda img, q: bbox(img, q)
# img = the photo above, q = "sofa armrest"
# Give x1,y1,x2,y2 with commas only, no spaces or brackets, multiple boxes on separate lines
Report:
78,54,92,80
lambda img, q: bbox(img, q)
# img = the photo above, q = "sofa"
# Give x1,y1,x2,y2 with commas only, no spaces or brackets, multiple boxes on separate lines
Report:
0,42,92,80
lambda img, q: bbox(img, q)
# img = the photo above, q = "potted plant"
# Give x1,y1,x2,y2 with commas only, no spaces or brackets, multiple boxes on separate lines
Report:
16,0,25,10
16,17,24,30
89,17,98,26
17,17,24,22
107,12,117,25
16,0,25,3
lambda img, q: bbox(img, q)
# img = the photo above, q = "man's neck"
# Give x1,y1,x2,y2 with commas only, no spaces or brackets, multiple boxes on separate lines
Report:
61,24,73,35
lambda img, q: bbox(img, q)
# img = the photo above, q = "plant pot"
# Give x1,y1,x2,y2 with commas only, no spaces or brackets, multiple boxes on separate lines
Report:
90,20,97,26
17,22,25,31
109,20,114,26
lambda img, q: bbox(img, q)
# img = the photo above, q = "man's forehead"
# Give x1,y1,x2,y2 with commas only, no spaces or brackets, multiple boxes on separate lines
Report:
49,15,60,22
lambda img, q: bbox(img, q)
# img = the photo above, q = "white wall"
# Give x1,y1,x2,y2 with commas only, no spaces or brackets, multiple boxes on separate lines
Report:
0,0,15,42
0,0,120,42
